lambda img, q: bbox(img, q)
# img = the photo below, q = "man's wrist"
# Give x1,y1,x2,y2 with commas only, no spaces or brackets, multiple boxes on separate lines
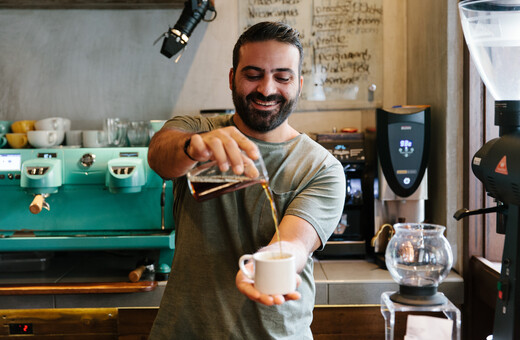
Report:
183,137,197,161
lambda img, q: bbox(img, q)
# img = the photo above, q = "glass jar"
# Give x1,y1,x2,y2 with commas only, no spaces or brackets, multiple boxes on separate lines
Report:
385,223,453,305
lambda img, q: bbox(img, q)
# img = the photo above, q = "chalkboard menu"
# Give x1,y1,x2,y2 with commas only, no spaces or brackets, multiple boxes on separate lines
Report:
239,0,383,109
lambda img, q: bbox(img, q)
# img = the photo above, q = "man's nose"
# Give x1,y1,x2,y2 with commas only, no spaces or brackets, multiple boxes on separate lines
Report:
256,77,277,96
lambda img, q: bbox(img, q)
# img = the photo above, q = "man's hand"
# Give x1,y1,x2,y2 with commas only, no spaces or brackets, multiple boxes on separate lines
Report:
235,262,301,306
148,125,259,179
188,126,259,175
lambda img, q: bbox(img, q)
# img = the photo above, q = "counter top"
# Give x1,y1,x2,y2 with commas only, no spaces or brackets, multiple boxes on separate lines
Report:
313,258,463,305
0,252,464,309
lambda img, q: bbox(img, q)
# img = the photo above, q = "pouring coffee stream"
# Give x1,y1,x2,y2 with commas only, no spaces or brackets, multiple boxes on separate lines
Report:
262,182,283,257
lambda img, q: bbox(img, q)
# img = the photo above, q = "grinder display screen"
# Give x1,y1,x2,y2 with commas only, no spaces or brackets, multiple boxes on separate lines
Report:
0,154,21,171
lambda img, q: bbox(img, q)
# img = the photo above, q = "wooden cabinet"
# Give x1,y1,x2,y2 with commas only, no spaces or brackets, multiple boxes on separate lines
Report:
0,308,118,340
0,305,463,339
0,306,400,339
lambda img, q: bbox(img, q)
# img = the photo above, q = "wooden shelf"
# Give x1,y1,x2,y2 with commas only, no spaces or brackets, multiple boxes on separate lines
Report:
0,281,157,295
0,0,185,9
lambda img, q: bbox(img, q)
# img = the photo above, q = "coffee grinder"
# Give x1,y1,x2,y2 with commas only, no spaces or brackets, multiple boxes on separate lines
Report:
373,106,431,264
455,1,520,338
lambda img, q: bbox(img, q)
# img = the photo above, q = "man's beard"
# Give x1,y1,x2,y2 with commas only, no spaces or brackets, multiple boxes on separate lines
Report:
232,82,299,133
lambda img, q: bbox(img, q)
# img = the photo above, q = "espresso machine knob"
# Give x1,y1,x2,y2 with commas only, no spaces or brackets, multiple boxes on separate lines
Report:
79,153,96,169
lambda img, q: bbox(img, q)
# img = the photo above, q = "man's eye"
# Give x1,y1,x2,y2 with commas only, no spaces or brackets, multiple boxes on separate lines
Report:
246,74,262,80
277,77,290,82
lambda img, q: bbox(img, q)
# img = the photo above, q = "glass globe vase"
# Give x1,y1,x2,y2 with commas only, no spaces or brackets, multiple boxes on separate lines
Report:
385,223,453,305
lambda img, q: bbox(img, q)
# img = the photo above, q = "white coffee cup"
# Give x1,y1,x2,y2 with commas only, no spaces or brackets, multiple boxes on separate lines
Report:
238,251,296,295
27,130,61,148
63,118,71,131
66,130,83,146
35,117,65,131
83,130,107,148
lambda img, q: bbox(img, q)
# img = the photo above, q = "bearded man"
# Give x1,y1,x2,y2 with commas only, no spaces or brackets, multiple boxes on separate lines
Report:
148,21,345,340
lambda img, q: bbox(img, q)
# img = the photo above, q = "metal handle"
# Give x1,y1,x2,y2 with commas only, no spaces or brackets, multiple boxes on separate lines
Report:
453,205,507,221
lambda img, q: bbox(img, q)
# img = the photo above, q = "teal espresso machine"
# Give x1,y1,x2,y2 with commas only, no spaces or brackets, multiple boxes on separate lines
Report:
0,147,174,277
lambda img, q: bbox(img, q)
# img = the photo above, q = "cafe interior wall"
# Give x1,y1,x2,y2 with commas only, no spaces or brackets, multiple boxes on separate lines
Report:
0,1,463,271
0,1,380,133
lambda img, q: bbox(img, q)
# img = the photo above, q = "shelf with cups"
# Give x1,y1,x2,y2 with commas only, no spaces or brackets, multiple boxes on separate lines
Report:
0,118,167,149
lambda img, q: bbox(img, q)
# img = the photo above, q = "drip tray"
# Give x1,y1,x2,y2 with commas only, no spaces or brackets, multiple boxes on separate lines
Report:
0,252,53,272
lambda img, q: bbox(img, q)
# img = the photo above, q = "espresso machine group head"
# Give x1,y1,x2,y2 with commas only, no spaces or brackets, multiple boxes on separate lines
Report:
457,1,520,338
20,156,63,214
106,157,146,194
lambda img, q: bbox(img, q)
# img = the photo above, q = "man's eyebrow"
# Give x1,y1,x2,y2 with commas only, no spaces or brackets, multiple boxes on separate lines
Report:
241,66,263,73
240,66,295,75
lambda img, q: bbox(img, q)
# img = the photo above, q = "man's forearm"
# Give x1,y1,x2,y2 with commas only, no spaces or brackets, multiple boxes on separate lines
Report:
148,127,197,179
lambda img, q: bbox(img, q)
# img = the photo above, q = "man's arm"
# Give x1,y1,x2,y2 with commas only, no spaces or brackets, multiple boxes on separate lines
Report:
147,127,198,179
148,125,260,179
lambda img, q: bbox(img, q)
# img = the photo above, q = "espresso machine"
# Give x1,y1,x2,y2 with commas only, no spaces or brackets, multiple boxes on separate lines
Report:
315,132,372,257
455,2,520,338
372,106,430,262
0,147,175,277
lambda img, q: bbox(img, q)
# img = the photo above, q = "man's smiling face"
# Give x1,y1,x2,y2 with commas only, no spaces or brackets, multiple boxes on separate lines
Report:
230,40,302,132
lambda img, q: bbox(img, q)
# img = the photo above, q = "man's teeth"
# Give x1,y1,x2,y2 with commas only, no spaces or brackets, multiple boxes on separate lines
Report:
254,100,277,106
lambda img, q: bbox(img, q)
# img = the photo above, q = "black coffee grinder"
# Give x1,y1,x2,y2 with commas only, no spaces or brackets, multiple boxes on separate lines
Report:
456,1,520,339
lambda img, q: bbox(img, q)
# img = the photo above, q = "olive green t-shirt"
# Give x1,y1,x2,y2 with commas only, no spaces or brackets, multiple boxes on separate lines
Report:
149,114,346,340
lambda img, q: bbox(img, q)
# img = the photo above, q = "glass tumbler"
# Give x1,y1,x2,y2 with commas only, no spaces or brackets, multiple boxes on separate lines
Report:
127,121,150,147
104,118,128,147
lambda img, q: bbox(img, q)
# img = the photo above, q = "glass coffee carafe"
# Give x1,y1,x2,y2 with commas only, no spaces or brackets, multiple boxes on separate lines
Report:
385,223,453,305
186,152,268,202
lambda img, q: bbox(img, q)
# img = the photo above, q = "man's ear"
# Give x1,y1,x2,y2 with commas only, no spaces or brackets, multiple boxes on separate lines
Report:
299,75,304,97
229,68,234,91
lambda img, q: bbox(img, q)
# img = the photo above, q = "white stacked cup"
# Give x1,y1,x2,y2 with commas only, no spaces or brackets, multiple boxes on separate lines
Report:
29,117,69,148
65,130,83,147
82,130,107,148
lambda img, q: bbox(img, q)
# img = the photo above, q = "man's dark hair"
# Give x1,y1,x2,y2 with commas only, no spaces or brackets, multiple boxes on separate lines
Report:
232,21,304,76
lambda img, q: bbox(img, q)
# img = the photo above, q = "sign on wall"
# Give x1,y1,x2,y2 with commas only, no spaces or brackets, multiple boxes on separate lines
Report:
239,0,383,110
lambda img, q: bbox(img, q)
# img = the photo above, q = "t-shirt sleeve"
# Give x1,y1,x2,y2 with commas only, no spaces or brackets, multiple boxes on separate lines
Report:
162,115,204,132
